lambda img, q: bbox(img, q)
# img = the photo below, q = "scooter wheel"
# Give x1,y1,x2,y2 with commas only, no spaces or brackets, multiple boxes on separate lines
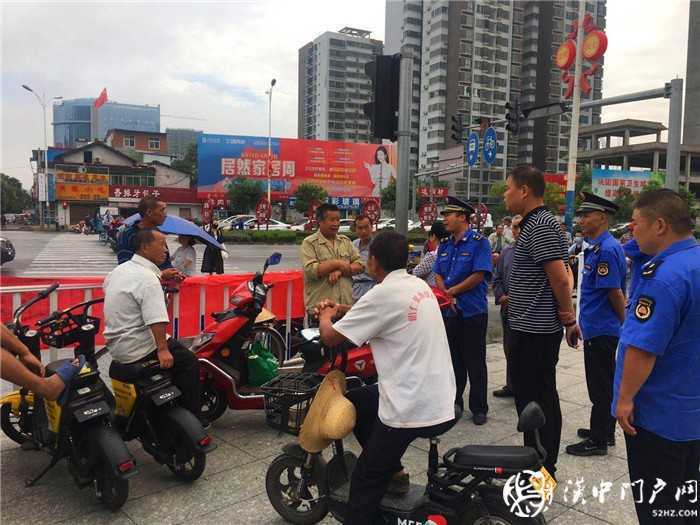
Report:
199,385,227,425
94,457,129,511
166,425,206,482
266,454,328,525
0,403,32,446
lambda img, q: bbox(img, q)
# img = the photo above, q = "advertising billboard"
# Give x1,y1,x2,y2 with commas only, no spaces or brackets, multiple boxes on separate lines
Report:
592,169,665,200
55,171,109,201
197,134,397,201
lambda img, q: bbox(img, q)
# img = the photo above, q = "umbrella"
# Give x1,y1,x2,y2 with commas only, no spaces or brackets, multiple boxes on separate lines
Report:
124,214,226,251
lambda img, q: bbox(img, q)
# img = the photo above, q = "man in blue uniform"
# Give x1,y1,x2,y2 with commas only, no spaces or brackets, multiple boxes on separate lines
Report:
433,196,493,424
613,189,700,524
566,192,627,456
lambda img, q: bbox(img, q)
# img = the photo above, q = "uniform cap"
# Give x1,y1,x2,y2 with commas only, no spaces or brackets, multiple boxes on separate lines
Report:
440,196,475,216
576,191,618,215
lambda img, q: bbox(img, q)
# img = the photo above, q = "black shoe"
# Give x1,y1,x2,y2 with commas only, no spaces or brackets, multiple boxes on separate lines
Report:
473,413,487,426
576,428,615,446
566,438,607,457
493,386,514,398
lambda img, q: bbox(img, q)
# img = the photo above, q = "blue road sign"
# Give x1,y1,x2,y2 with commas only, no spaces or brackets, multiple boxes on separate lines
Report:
467,132,479,167
483,127,497,165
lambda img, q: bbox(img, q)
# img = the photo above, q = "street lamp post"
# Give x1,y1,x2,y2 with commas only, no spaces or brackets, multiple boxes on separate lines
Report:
22,84,62,228
265,78,276,205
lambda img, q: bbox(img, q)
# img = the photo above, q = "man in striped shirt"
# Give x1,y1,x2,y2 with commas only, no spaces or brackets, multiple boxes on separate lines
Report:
503,165,580,478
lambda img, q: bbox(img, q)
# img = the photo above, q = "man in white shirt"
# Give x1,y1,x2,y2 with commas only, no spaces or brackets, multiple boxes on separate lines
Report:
103,228,200,417
317,230,457,525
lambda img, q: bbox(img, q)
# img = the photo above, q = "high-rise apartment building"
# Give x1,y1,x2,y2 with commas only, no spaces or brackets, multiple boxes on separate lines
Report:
53,98,160,148
298,27,383,142
385,0,605,201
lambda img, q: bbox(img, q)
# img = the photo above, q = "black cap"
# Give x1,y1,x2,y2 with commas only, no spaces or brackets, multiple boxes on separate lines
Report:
576,191,618,215
440,196,475,216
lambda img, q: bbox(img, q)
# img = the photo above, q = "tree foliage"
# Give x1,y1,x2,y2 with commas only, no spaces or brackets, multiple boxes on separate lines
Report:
641,180,698,220
381,179,396,211
226,177,264,214
171,143,198,186
613,186,635,223
292,183,328,214
1,174,33,214
488,181,565,216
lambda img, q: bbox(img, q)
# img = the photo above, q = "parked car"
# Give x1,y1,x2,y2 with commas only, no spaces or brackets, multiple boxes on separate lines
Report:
242,218,292,230
290,218,310,232
219,215,255,230
610,222,631,237
338,219,355,233
0,237,16,265
376,218,420,231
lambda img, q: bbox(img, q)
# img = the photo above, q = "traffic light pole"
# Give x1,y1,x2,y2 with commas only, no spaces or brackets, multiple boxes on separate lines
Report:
395,49,413,236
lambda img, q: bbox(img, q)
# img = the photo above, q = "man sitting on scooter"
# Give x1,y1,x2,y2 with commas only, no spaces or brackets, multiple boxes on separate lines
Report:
103,228,201,420
317,230,457,525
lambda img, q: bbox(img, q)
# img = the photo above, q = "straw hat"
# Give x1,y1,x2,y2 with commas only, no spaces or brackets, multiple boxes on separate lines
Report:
299,370,356,453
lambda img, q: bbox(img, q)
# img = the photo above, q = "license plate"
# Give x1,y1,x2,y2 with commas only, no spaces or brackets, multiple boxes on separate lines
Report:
150,386,181,406
529,466,557,501
73,401,110,423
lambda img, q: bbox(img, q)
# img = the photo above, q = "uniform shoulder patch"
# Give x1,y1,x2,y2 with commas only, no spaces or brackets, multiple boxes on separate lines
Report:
634,296,654,322
592,244,601,254
597,262,609,276
641,260,663,279
473,233,483,240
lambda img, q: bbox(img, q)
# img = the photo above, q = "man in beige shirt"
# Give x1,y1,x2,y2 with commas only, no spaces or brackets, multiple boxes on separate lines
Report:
301,203,364,313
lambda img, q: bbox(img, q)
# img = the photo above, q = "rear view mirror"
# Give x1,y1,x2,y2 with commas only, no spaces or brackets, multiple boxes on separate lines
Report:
267,253,282,266
517,401,546,433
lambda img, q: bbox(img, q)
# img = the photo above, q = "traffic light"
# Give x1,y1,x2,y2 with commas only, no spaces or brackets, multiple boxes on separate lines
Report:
505,100,523,134
363,54,400,140
450,114,464,143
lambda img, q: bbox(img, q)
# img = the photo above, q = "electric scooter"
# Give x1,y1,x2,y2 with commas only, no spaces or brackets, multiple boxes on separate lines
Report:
265,329,550,525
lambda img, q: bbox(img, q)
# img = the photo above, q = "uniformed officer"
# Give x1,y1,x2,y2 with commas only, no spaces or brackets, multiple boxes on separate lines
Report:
612,189,700,524
566,192,627,457
433,196,493,424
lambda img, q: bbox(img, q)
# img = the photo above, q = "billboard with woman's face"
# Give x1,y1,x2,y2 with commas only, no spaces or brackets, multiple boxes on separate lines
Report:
196,134,396,201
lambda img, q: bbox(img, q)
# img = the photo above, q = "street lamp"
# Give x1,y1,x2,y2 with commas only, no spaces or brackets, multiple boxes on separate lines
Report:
265,78,276,204
22,84,62,227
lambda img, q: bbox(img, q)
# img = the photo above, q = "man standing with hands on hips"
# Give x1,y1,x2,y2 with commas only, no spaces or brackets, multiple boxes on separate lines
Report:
613,189,700,525
433,196,492,425
566,192,626,457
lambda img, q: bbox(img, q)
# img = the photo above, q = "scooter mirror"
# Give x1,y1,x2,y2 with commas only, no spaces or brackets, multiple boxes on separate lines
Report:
267,253,282,266
517,401,546,433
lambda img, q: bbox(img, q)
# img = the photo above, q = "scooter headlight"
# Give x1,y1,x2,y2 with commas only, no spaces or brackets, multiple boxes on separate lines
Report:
191,332,215,349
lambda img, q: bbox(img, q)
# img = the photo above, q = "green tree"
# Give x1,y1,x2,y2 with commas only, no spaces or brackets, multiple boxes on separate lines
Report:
641,180,698,220
488,181,563,216
544,182,565,213
574,166,592,209
226,177,264,214
381,179,396,211
1,174,33,214
171,143,198,186
292,183,328,214
488,181,508,220
613,186,635,222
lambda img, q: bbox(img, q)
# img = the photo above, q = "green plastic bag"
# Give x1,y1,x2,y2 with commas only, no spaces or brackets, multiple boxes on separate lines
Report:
247,341,279,387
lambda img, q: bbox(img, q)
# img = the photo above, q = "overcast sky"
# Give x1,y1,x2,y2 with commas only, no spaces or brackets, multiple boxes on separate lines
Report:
0,0,692,190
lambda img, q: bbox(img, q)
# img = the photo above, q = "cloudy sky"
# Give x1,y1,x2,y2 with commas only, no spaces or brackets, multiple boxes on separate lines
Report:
0,0,692,190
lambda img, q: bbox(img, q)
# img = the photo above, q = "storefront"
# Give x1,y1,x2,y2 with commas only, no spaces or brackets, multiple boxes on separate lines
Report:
54,171,110,226
109,185,201,221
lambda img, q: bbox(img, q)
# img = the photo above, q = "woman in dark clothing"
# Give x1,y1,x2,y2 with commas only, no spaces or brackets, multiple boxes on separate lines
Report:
201,221,224,274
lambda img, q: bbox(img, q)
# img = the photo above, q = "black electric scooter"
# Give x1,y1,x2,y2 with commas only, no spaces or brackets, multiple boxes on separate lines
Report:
265,329,550,525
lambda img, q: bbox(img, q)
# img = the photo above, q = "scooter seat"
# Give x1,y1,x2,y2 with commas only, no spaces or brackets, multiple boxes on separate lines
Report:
45,358,73,376
452,445,539,470
109,359,160,382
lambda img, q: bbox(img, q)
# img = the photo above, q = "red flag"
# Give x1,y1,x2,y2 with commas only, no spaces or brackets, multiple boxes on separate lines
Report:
94,88,108,109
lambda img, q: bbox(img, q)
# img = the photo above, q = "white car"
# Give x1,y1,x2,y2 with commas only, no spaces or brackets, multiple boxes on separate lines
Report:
376,218,420,231
242,218,291,230
219,215,254,230
338,219,355,233
290,218,310,232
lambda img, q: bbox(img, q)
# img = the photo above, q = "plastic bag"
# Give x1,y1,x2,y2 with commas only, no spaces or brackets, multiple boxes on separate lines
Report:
247,341,279,387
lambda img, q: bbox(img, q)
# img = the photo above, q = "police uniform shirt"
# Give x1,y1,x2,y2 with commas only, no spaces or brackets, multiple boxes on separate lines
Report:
579,230,627,340
611,238,700,442
432,229,492,318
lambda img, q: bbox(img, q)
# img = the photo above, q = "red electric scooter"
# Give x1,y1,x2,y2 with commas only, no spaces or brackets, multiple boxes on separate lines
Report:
190,252,453,425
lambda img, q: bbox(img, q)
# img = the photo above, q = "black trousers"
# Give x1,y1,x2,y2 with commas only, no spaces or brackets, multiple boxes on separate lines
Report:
500,309,513,390
445,313,488,415
344,384,455,525
142,339,201,417
509,329,563,476
583,335,617,444
625,426,700,525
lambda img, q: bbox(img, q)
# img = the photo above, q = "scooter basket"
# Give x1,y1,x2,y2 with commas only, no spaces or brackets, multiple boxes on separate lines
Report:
261,373,323,435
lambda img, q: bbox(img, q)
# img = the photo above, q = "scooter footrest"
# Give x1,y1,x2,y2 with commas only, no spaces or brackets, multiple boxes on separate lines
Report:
330,482,428,513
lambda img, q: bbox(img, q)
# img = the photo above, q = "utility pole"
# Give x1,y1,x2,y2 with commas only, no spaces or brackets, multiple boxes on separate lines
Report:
666,78,683,191
394,48,413,235
266,78,276,204
564,0,586,231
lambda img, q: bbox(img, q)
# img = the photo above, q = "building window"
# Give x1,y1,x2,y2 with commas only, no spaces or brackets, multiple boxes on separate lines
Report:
124,136,135,148
148,138,160,150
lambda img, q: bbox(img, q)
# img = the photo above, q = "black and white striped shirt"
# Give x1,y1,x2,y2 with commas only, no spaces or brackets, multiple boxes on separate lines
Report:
508,206,568,334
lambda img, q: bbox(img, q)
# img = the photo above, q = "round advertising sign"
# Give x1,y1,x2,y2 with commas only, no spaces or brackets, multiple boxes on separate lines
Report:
362,199,381,225
419,202,438,228
255,197,272,225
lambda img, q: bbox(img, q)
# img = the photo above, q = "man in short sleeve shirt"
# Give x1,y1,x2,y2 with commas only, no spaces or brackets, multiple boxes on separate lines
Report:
433,196,493,424
566,193,626,457
612,190,700,524
504,166,580,477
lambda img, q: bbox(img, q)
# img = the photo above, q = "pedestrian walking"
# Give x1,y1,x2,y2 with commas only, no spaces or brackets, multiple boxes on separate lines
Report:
173,235,197,277
503,165,579,478
351,215,376,301
613,189,700,525
433,196,492,425
412,221,447,287
566,193,626,457
492,214,522,399
201,220,224,275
